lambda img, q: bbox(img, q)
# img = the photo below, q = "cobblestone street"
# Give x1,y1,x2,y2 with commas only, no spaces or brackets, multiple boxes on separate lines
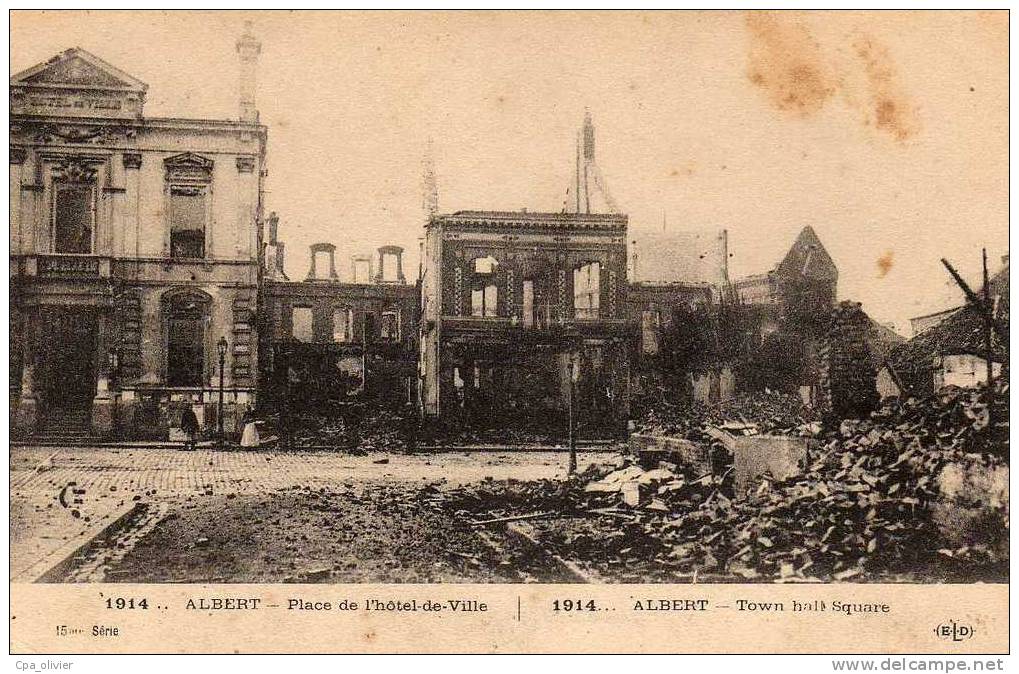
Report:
10,445,606,582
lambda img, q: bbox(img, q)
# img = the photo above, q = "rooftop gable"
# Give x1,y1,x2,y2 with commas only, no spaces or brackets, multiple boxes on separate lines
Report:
775,226,838,282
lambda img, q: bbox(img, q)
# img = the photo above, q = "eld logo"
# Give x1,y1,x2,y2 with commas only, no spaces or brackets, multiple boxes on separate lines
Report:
935,620,975,642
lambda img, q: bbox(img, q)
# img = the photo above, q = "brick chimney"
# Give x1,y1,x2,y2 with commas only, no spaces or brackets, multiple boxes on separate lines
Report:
236,20,261,123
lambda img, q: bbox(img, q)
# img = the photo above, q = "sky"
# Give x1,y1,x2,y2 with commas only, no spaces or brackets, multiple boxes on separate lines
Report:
10,10,1009,334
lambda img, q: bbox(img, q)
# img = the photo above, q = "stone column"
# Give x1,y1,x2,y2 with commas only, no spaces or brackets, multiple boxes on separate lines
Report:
15,307,39,435
92,309,114,437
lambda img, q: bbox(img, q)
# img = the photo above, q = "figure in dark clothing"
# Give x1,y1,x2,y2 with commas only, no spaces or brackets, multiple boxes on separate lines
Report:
402,401,419,454
180,407,200,451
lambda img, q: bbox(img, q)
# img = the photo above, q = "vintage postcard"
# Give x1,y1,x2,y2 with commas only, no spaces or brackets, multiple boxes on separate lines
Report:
8,9,1009,655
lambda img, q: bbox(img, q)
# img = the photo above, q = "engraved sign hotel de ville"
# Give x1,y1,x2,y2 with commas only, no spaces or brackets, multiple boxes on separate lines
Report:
8,9,1009,656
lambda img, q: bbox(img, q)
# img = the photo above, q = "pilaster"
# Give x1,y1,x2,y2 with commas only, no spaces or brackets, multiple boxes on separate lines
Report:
91,310,114,437
14,307,39,435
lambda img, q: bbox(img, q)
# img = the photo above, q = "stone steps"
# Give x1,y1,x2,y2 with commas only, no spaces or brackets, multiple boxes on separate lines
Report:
34,410,95,444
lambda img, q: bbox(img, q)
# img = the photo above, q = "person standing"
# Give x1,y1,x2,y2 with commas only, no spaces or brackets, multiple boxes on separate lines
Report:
402,400,418,454
180,406,200,451
240,405,260,448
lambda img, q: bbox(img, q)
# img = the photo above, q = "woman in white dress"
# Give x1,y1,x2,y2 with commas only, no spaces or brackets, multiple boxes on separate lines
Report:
239,406,260,448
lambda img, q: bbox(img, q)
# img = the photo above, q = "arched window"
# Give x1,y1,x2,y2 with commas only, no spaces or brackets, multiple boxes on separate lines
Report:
163,290,210,387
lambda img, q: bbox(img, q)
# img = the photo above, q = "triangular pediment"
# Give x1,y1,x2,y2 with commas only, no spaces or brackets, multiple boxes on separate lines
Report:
11,48,147,92
11,48,147,120
164,152,215,169
164,152,215,181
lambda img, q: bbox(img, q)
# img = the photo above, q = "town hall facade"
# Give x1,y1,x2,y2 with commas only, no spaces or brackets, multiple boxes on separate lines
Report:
10,29,267,440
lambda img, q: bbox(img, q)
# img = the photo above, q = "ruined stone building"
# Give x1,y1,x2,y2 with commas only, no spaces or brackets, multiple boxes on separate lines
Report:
879,255,1008,399
733,226,838,332
258,241,419,410
727,227,839,400
624,227,729,403
419,210,633,437
10,27,267,440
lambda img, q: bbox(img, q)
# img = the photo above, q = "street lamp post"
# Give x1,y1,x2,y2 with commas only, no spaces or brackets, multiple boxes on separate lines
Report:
567,357,578,476
217,336,228,446
108,348,119,437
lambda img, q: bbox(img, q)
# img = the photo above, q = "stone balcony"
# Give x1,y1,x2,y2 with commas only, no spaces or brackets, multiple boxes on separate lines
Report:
13,254,112,279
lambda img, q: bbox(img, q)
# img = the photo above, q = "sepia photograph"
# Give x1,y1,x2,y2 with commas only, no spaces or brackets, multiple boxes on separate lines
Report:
6,7,1009,656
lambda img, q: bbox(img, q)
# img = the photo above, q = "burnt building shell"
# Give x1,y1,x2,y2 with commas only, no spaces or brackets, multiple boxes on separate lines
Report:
258,243,419,411
419,210,635,438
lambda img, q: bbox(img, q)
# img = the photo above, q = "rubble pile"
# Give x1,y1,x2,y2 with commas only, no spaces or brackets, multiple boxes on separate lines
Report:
449,383,1008,582
635,391,819,440
429,427,560,447
442,464,612,520
280,406,412,452
286,413,352,449
353,408,410,452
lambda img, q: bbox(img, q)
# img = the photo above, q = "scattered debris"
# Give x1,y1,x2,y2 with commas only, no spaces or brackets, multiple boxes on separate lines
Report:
439,381,1008,582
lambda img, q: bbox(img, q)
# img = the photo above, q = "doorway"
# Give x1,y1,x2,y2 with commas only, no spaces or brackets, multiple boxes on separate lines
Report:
39,308,98,416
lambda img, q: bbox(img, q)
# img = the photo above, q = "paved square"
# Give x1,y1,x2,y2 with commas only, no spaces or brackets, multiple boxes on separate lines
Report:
10,445,607,581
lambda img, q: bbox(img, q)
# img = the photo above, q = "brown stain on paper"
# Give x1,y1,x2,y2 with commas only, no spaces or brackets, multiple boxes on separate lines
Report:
745,12,920,143
876,250,894,278
852,36,920,142
669,160,697,178
745,11,836,117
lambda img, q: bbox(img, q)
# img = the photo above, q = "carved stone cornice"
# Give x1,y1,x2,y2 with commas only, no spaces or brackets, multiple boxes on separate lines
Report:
235,155,256,173
10,147,27,165
14,121,138,145
122,152,142,170
53,158,99,183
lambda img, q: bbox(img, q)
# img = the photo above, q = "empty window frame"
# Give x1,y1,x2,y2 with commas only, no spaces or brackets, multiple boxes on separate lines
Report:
471,284,498,317
522,280,535,328
352,258,372,283
380,309,400,341
573,261,601,319
474,256,498,274
291,306,314,342
53,183,95,254
168,186,207,259
381,253,400,282
333,307,354,343
312,250,334,280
